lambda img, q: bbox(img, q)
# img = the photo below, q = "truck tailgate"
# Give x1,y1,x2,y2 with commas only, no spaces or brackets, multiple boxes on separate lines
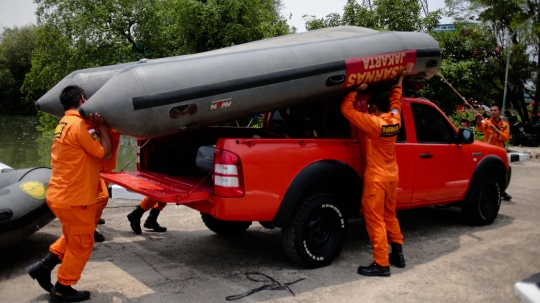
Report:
101,171,213,204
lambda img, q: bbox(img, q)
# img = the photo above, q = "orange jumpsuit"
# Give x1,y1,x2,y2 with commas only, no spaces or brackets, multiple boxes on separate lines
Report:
94,129,121,225
477,118,510,149
47,110,105,285
341,85,404,267
139,196,167,212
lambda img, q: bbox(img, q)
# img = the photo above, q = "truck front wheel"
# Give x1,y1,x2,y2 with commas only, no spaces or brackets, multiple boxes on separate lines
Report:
201,213,252,236
462,175,501,226
282,192,347,268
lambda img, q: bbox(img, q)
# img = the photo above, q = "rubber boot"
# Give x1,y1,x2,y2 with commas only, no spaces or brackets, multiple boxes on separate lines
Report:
143,208,167,232
357,262,391,277
127,206,145,234
50,281,90,302
94,230,105,242
389,243,406,268
27,252,61,292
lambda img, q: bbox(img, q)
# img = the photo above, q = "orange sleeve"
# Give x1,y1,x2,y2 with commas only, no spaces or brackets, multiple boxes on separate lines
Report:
497,122,510,143
388,85,403,123
77,121,105,159
340,92,381,136
477,120,486,132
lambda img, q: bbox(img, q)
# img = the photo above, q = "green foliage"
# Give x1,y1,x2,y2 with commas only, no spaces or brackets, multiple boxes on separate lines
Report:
304,0,441,32
0,25,39,114
36,111,60,133
174,0,293,54
447,110,484,141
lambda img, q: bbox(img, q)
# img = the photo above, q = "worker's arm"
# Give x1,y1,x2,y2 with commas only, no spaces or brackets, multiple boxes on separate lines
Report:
387,63,412,123
476,115,487,131
88,113,112,159
341,90,381,135
492,122,510,143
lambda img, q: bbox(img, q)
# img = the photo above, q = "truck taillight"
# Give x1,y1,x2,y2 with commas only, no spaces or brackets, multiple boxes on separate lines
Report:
213,149,244,197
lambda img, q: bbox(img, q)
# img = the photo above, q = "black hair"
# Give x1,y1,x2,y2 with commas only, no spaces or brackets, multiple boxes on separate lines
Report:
59,85,85,111
367,91,390,113
491,103,502,111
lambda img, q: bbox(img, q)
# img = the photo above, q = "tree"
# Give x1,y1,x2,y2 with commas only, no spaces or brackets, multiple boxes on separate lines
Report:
446,0,540,121
304,0,441,32
171,0,293,54
0,25,39,114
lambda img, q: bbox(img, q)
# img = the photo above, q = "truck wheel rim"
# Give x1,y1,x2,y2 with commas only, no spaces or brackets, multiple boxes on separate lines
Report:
306,208,340,255
479,183,499,220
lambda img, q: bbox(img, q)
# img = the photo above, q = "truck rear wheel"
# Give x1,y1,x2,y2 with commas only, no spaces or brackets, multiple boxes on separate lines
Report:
462,175,501,226
201,213,252,236
282,192,347,268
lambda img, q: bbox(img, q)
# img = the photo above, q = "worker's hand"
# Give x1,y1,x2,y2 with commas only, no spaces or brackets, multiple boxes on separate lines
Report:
400,63,414,77
489,124,499,133
356,83,368,92
88,113,107,126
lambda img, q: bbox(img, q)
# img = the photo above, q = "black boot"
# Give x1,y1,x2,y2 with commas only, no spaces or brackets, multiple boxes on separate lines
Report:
143,208,167,232
357,262,391,277
27,252,61,292
502,192,512,201
50,281,90,302
94,231,105,242
389,243,406,268
127,206,145,234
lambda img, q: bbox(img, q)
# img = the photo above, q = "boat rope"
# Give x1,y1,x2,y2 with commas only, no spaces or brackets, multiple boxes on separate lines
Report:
225,272,305,301
438,73,494,143
120,138,152,171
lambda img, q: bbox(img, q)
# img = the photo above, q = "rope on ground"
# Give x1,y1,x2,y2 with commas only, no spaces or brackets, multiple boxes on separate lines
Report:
225,272,305,301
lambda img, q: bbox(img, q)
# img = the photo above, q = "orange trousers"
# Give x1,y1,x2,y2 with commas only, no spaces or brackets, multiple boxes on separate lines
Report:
362,181,403,266
48,203,96,286
139,196,166,211
95,179,109,226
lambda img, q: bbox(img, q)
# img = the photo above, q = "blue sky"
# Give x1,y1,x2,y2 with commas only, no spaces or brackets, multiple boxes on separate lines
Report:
0,0,451,32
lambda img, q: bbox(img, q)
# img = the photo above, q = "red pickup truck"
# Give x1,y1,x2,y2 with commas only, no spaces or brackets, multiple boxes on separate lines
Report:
102,91,511,268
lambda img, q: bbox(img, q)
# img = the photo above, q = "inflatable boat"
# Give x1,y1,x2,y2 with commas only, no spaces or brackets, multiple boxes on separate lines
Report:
0,167,54,249
37,26,441,139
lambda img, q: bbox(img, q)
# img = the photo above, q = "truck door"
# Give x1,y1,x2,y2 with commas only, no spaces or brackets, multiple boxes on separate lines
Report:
410,102,472,203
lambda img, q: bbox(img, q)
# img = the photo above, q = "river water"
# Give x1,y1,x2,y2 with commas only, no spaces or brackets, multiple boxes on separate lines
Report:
0,115,137,171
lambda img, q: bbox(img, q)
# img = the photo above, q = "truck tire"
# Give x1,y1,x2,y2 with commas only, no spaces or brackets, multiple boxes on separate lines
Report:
462,174,501,226
282,192,347,268
201,213,252,236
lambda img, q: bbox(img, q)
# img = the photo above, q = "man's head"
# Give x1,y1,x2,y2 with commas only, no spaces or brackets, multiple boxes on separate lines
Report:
490,104,502,119
60,85,86,111
367,92,390,114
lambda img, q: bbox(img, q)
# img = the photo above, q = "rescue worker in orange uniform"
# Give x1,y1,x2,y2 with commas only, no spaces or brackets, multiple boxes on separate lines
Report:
476,104,513,201
94,128,121,242
341,63,413,277
27,85,112,302
127,196,168,234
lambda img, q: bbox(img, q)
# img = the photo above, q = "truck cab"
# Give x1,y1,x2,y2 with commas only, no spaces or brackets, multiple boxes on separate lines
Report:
102,89,510,268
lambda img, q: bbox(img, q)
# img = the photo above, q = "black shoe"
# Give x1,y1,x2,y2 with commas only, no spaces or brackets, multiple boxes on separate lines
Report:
98,218,105,225
357,262,391,277
127,206,145,234
502,193,512,201
389,243,406,268
143,208,167,232
50,282,90,302
94,231,105,243
27,252,61,292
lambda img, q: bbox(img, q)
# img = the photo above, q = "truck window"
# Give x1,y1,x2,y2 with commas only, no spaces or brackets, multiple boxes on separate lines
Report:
411,103,455,143
397,114,406,143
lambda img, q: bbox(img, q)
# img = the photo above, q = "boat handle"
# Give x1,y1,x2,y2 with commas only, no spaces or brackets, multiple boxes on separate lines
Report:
0,209,13,220
420,154,433,159
326,74,345,87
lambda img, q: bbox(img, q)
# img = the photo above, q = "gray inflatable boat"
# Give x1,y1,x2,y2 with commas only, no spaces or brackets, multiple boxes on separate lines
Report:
0,167,54,249
37,26,441,139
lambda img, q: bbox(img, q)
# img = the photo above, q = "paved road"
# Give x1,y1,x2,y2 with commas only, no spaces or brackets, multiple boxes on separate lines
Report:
1,161,539,303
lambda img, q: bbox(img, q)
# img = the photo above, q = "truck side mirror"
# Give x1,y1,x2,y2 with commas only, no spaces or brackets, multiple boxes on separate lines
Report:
457,128,474,145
